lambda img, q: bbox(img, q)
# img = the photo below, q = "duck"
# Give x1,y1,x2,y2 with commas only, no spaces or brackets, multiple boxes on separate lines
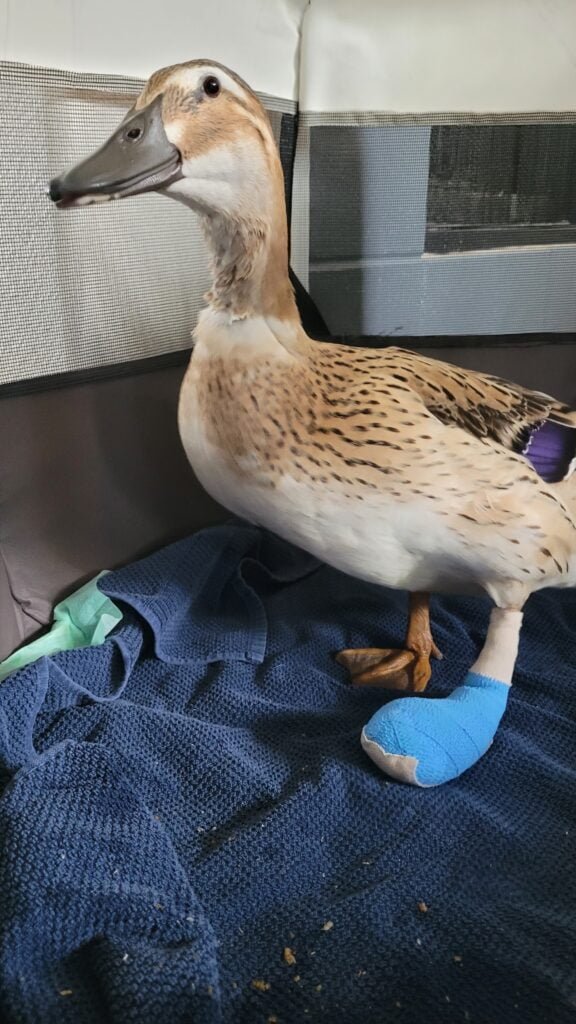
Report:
48,60,576,786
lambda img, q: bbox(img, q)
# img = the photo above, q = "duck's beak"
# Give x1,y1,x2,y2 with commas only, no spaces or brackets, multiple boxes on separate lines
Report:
48,94,182,208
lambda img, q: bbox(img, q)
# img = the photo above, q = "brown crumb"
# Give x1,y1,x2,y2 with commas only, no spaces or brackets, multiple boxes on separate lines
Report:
251,979,271,992
268,1017,279,1023
293,975,301,983
453,954,463,963
283,947,296,966
417,901,429,913
59,990,73,997
321,920,334,931
315,984,323,992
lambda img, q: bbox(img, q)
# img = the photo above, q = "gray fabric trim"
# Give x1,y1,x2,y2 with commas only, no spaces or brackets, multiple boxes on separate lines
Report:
301,110,576,127
253,93,296,116
0,61,297,114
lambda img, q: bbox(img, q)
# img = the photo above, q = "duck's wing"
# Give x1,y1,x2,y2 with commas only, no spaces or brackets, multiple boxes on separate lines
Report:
389,347,576,483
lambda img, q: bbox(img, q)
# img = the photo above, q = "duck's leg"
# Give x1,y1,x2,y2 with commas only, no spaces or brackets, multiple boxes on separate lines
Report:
361,607,523,787
336,592,442,692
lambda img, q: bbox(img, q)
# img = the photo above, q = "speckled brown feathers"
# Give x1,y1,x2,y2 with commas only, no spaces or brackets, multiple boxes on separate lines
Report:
183,332,576,605
388,348,576,453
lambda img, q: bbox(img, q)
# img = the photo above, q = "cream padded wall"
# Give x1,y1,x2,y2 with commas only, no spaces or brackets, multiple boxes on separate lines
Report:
299,0,576,113
0,0,308,99
4,0,575,113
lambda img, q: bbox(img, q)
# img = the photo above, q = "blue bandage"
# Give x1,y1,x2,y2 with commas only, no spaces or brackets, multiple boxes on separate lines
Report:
361,672,511,787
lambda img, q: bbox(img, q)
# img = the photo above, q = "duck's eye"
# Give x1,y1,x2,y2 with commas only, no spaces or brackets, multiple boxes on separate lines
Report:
125,126,143,142
203,76,221,97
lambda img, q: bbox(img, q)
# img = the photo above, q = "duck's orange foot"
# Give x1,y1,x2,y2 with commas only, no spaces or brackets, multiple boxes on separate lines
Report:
336,645,441,693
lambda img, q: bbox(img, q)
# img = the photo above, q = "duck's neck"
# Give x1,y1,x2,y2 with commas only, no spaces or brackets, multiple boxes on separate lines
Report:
202,215,297,325
198,163,300,327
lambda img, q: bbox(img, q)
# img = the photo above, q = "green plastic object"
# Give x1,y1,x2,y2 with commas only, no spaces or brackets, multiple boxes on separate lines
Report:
0,573,123,682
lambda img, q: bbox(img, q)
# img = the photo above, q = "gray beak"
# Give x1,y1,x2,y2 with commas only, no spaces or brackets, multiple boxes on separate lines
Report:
48,94,182,208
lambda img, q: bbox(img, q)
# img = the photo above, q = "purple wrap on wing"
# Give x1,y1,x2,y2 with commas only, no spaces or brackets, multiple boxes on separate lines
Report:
523,419,576,482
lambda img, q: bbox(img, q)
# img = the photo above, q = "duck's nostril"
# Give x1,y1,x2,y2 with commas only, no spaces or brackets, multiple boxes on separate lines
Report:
48,178,63,202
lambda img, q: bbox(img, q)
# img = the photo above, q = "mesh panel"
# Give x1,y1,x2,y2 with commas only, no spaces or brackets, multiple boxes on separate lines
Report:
309,126,430,261
0,62,292,386
292,110,576,337
426,124,576,252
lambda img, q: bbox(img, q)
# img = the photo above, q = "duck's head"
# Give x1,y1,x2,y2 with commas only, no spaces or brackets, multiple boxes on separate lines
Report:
49,60,299,322
48,60,283,223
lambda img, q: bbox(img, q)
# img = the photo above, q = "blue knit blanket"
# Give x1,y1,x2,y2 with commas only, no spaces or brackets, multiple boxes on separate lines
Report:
0,523,574,1023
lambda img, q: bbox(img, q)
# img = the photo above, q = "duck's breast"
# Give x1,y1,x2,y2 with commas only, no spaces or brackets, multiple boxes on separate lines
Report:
178,356,478,592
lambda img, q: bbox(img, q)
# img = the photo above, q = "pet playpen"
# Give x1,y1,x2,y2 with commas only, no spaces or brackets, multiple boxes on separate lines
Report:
0,1,575,1021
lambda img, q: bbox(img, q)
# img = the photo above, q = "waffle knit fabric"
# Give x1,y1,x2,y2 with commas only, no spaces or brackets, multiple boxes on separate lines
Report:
0,522,574,1023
